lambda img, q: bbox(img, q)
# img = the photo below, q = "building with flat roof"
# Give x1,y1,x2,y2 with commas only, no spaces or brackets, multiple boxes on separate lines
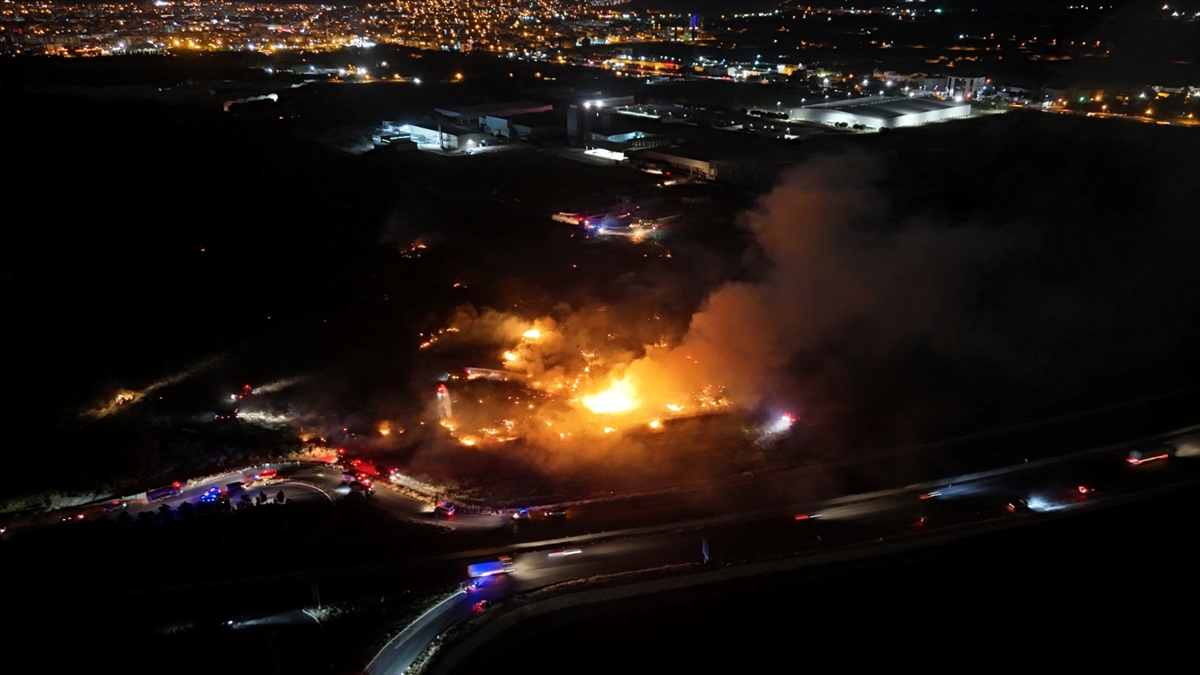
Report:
403,122,487,151
634,127,808,186
435,101,553,126
567,95,638,138
480,111,564,140
786,96,970,129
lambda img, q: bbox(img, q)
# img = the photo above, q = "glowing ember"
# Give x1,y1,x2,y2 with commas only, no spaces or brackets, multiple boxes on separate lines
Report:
648,419,661,429
581,377,639,414
503,351,518,362
665,403,683,412
523,328,542,340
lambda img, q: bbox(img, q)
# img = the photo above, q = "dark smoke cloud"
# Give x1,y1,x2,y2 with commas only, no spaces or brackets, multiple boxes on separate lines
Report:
626,152,1023,423
637,131,1200,446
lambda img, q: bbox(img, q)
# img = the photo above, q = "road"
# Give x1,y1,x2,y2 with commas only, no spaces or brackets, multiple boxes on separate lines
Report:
2,428,1193,675
0,463,332,532
364,435,1200,674
365,583,509,675
285,462,510,531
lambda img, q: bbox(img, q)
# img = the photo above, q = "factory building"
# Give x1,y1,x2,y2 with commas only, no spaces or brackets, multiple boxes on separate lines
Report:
480,111,564,140
786,96,970,129
402,123,487,150
434,101,553,126
567,95,638,139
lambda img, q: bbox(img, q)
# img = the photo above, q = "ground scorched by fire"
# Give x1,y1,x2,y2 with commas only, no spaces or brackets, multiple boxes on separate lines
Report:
420,303,738,449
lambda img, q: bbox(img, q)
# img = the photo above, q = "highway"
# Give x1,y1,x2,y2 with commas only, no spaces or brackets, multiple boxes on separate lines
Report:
2,427,1194,675
287,462,510,531
0,463,334,533
364,431,1199,674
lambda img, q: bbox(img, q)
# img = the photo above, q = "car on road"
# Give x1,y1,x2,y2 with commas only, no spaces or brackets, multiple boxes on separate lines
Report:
473,600,490,612
1127,450,1169,466
511,508,530,520
1006,498,1032,513
545,507,567,519
104,500,127,512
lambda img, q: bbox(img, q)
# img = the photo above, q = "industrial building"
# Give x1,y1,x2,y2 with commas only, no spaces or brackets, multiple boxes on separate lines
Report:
480,111,564,140
785,96,970,129
915,75,988,99
567,95,638,138
434,101,553,126
402,122,487,150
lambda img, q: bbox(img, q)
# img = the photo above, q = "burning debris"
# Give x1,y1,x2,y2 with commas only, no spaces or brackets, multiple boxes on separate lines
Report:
421,304,738,448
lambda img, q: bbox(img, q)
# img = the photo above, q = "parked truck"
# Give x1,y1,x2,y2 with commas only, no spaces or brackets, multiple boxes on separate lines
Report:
146,482,182,501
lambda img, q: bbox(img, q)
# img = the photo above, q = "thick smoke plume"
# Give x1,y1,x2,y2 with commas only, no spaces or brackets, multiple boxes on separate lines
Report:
631,142,1200,446
423,130,1200,454
622,151,1023,428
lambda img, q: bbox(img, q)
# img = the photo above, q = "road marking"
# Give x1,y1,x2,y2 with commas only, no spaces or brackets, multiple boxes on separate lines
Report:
283,480,335,503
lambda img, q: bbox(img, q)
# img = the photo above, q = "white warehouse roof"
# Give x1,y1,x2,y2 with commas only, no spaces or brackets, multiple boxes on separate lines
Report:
787,96,970,128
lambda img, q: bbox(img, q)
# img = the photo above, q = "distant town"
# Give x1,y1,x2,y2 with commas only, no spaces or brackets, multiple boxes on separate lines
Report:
4,3,1200,672
6,1,1198,60
4,1,1196,133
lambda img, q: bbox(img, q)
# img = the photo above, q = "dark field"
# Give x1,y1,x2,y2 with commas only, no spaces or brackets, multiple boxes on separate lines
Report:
5,61,1200,506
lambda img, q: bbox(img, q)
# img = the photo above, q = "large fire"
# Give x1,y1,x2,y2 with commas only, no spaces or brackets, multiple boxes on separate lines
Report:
420,306,737,448
581,377,639,414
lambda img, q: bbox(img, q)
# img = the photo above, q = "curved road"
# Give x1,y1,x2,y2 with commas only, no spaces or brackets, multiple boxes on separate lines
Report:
365,434,1200,674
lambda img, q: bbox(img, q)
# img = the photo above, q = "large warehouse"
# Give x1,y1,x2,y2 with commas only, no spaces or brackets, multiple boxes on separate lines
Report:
786,96,970,129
